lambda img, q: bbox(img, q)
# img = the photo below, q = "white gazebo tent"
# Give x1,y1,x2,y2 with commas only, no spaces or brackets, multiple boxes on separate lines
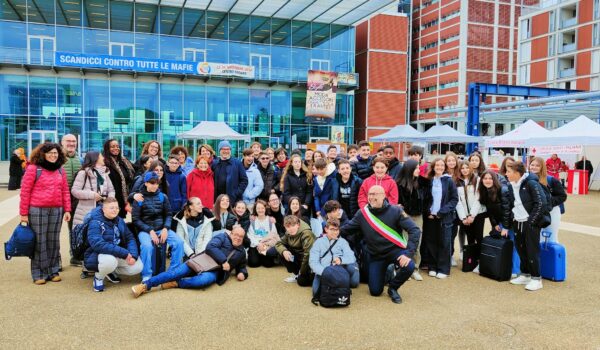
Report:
177,121,251,141
485,119,550,148
421,124,481,143
370,124,424,142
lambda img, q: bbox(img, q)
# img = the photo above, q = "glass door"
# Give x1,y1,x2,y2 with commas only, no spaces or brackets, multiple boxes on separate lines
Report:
28,130,58,155
28,35,55,65
110,132,135,160
250,54,271,80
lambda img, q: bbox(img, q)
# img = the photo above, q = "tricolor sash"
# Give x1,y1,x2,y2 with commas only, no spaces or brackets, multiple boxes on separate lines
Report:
361,206,407,249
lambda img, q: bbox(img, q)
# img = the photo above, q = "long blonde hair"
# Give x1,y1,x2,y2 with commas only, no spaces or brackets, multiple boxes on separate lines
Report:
280,154,313,192
530,157,548,186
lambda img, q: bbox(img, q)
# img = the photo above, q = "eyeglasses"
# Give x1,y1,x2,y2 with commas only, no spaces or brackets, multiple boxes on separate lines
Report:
367,193,385,197
47,151,59,155
260,157,269,160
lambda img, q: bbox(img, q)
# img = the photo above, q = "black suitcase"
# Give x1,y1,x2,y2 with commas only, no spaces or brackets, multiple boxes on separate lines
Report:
479,236,513,281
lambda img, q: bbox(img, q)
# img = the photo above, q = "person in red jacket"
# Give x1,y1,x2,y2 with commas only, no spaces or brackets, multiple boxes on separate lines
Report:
186,156,215,210
19,142,71,285
546,154,561,179
357,157,399,208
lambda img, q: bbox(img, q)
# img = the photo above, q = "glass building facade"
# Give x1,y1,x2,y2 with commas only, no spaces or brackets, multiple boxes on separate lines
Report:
0,0,357,160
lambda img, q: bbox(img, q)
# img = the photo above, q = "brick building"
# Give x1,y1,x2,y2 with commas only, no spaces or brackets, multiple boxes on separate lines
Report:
518,0,600,92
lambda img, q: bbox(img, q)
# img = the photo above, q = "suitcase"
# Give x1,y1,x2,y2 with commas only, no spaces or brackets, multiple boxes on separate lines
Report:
462,244,480,272
479,236,513,281
539,230,566,282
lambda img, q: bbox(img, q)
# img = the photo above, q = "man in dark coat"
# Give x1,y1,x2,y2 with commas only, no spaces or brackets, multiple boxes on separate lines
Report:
341,185,421,304
212,140,249,203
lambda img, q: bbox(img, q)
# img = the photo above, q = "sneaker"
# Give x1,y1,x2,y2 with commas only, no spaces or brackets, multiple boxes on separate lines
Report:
161,281,178,290
34,279,46,285
473,265,480,274
50,275,61,282
412,270,423,281
93,277,104,292
106,273,121,284
451,257,457,267
510,274,532,285
131,283,148,298
525,278,543,291
436,273,448,279
284,274,298,283
428,270,437,277
70,257,83,267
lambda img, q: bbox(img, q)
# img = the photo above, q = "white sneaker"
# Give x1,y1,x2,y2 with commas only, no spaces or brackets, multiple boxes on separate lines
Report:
284,274,298,283
525,278,543,291
412,271,423,281
436,273,448,279
510,274,532,285
428,270,437,277
473,265,480,274
451,257,457,267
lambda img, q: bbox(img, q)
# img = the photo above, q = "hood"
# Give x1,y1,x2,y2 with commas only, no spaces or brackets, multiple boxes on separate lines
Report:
512,172,532,186
244,162,258,172
298,220,312,235
369,173,393,185
89,205,117,227
325,162,336,178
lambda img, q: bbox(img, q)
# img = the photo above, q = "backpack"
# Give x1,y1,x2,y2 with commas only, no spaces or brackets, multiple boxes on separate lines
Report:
4,223,36,260
70,211,97,261
318,265,352,308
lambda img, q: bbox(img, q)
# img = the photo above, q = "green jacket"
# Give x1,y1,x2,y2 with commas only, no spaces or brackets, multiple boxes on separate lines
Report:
64,154,82,187
275,221,315,275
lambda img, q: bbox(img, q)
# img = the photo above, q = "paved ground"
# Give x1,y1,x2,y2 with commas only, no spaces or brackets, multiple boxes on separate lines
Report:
1,189,600,349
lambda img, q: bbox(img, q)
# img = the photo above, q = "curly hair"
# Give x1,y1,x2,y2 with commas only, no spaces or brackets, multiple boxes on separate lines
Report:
170,145,189,158
29,142,67,165
141,140,163,158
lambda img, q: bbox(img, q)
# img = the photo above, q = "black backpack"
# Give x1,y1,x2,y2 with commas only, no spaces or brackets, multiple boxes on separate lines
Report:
315,240,351,308
70,212,96,261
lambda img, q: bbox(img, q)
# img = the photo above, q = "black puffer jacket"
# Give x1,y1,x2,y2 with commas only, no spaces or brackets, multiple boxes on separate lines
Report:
387,158,402,180
546,175,567,207
337,173,362,219
397,176,427,217
257,163,276,201
507,173,547,227
481,185,512,230
351,155,374,180
282,169,313,208
132,189,172,233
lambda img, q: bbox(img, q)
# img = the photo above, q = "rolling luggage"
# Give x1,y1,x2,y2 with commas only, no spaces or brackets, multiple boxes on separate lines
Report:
540,230,566,282
479,236,513,281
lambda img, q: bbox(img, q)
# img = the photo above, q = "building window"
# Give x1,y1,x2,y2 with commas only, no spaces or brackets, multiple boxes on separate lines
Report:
591,77,600,90
594,0,600,19
439,81,458,89
548,34,555,56
521,19,531,40
421,19,438,30
440,34,459,44
547,59,556,81
28,35,55,65
441,10,460,22
420,63,438,72
549,10,555,32
183,48,206,62
420,41,438,51
594,24,600,46
520,42,531,63
592,50,600,74
440,57,459,67
519,65,530,84
421,85,437,93
110,42,134,57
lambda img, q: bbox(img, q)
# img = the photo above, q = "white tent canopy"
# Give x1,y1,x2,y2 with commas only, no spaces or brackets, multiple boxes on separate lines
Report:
526,115,600,146
177,121,250,141
421,124,481,143
370,124,424,142
486,119,550,148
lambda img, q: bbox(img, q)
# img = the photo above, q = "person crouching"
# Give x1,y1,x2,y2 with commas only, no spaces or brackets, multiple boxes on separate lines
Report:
275,215,315,286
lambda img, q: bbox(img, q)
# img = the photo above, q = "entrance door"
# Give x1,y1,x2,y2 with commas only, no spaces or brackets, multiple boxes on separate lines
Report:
28,130,58,155
28,35,55,65
250,54,271,80
310,59,330,71
110,133,135,160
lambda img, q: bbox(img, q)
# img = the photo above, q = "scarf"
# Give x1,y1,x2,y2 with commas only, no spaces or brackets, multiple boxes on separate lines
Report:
111,156,134,202
40,159,63,171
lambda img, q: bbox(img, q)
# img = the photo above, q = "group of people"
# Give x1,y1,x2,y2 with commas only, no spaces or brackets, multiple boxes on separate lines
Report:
16,134,567,305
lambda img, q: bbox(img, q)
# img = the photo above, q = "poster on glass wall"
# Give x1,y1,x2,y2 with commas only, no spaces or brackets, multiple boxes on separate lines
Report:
305,70,338,124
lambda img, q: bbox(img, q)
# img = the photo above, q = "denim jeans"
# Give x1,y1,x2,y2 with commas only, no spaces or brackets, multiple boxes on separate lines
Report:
424,217,453,275
144,262,218,289
138,229,185,280
312,263,360,296
506,228,521,275
367,248,415,296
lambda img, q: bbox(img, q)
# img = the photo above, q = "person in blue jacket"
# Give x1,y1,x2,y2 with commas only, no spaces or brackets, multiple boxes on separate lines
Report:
132,172,184,282
84,198,143,292
165,154,187,213
212,140,248,203
241,148,264,211
313,158,339,218
309,218,359,304
131,225,248,297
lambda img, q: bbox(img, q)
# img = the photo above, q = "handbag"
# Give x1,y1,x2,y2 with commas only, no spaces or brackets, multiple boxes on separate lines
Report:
186,250,235,274
5,222,36,260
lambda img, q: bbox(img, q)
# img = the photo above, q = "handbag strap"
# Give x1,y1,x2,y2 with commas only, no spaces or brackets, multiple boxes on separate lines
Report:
225,250,235,262
320,238,339,262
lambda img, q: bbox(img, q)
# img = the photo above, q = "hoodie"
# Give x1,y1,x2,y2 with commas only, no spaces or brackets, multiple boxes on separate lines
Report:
275,221,315,275
242,162,264,205
357,173,399,208
314,163,339,216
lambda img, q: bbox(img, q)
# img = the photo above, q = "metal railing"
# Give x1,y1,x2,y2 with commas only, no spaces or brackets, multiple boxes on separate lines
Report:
559,67,575,78
560,17,577,29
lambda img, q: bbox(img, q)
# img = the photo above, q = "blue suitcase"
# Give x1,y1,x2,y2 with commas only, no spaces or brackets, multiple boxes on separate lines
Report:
539,231,566,282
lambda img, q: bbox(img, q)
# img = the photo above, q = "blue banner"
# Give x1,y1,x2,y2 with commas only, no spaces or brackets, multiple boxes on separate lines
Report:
54,52,255,78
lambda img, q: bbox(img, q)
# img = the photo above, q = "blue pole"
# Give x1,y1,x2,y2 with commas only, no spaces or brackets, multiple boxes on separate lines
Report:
466,83,480,155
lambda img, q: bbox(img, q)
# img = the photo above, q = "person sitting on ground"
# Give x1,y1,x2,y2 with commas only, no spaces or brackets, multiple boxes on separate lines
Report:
211,194,231,233
309,219,359,304
174,197,215,259
247,199,280,268
132,172,184,282
132,225,248,297
165,154,188,213
286,196,310,225
226,200,251,246
341,185,421,304
275,215,316,286
84,198,143,292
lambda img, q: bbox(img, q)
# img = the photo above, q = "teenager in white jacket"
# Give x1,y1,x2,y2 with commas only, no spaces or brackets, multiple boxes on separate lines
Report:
174,197,215,258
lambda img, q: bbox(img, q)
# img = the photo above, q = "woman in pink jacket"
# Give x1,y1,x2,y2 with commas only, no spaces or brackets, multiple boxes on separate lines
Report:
19,142,71,285
357,156,399,208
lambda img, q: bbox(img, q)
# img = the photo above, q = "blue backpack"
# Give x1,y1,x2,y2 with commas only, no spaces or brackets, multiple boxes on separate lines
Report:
70,211,97,261
4,223,36,260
